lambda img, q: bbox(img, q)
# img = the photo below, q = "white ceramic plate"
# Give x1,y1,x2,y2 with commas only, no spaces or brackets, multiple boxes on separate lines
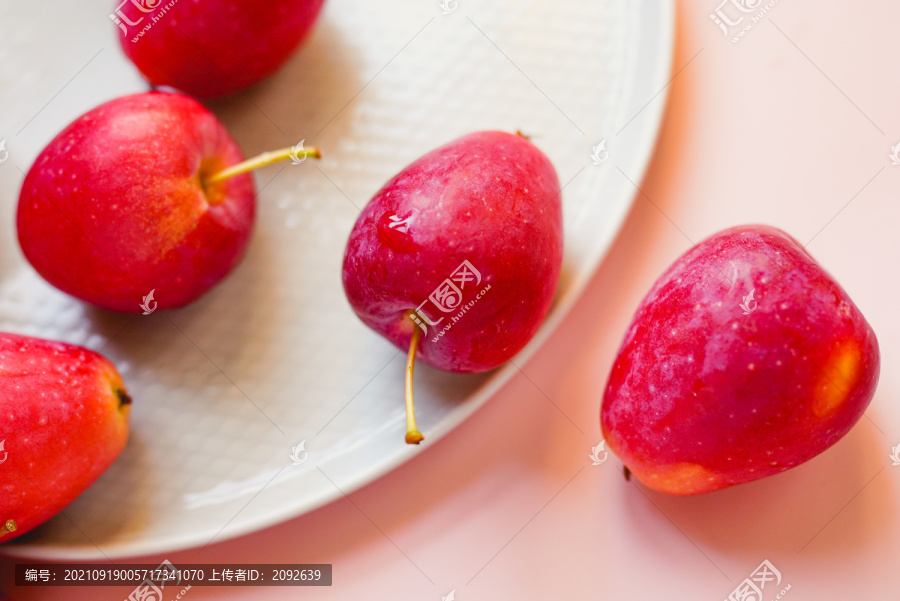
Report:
0,0,673,558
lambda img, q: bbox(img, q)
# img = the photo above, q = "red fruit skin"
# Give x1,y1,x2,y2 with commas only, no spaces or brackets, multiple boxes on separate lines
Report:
342,131,563,373
601,225,880,495
0,333,131,543
17,92,254,313
116,0,325,98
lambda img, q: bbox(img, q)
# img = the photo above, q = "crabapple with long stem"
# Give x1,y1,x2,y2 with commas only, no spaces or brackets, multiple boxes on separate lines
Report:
342,131,563,444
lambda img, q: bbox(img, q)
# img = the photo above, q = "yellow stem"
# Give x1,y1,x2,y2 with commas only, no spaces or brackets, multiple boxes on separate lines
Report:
0,519,17,539
405,325,424,445
204,145,321,185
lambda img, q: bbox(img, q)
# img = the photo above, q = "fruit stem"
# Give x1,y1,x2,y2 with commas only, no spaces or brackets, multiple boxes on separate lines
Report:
0,519,17,539
203,145,322,185
405,324,425,445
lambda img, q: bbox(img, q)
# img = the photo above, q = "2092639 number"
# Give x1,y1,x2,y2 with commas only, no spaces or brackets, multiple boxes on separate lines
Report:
272,569,321,581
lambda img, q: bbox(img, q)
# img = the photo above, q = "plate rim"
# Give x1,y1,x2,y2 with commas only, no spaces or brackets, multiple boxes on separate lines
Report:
4,0,676,560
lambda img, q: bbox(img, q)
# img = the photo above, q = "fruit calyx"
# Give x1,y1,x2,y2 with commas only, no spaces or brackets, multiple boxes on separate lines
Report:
115,388,133,410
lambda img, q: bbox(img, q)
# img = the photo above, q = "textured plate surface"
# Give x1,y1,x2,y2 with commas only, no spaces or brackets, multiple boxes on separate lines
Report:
0,0,673,558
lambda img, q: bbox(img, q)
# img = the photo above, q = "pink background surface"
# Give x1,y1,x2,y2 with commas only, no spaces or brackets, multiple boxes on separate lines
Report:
4,0,900,599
